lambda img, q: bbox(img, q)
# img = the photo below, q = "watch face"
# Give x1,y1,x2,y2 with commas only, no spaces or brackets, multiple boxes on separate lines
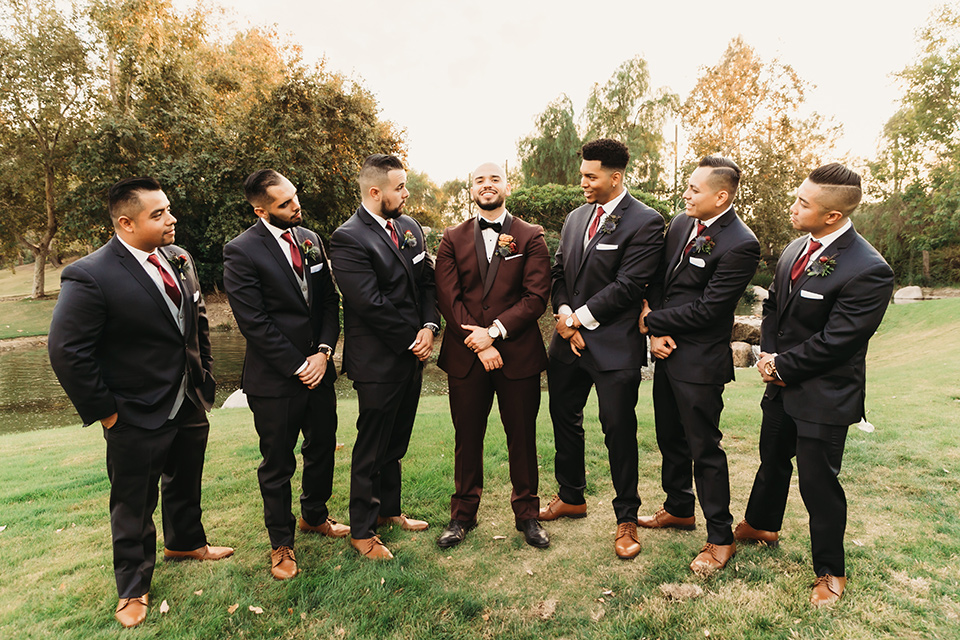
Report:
565,317,574,327
488,326,500,339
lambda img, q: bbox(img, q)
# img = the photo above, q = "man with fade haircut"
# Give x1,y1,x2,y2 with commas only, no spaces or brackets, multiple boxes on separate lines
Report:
540,138,665,559
434,162,551,550
737,163,894,606
49,176,232,628
637,156,760,574
330,153,440,560
223,169,346,582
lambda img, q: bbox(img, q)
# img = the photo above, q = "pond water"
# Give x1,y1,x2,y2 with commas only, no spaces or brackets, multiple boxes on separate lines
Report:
0,332,454,436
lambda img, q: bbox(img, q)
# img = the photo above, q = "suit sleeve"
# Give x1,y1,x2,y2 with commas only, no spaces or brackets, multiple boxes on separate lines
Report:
415,221,440,327
434,230,480,341
330,227,421,352
776,261,894,383
47,264,116,425
315,238,340,349
645,237,760,336
550,212,574,313
584,213,664,324
185,249,214,379
223,240,308,377
497,226,550,336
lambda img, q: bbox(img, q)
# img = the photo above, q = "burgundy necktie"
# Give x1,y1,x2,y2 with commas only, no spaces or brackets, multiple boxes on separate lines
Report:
587,206,605,240
147,254,181,308
683,222,708,256
280,231,304,278
790,239,822,284
386,220,400,248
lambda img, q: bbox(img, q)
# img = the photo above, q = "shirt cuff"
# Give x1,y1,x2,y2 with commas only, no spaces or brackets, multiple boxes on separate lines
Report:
294,360,308,375
576,304,599,330
558,304,573,317
493,318,508,340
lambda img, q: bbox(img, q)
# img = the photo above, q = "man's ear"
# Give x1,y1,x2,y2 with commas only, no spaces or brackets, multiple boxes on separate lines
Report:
115,215,135,234
825,210,844,226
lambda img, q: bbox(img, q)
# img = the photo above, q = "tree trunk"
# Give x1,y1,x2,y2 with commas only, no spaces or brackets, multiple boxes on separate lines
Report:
32,245,49,299
922,249,931,281
32,164,59,299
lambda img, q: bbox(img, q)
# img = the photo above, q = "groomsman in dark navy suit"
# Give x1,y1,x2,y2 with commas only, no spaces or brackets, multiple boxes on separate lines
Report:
737,164,894,606
331,154,440,560
638,156,760,574
539,139,665,559
223,169,346,581
49,177,232,628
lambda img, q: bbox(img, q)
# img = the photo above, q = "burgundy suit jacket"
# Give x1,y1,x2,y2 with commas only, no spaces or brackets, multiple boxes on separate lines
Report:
435,213,550,380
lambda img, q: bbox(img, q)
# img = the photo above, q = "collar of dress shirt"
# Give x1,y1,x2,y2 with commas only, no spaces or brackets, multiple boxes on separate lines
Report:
117,235,168,273
478,210,508,231
807,218,852,252
598,188,628,216
699,204,732,229
260,217,299,240
361,204,392,231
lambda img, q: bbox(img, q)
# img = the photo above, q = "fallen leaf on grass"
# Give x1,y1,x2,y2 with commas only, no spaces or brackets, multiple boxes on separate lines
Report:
526,569,534,576
301,612,306,620
492,535,506,540
659,583,705,601
532,599,557,619
481,612,490,622
159,600,170,614
380,578,385,586
227,603,239,614
249,605,264,614
704,631,711,637
852,539,864,547
590,607,604,622
194,590,203,596
857,419,875,433
0,525,6,533
335,628,346,637
288,608,293,614
601,589,613,596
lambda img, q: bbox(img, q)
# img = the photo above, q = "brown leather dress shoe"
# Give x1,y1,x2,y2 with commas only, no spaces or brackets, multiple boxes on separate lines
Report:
115,594,149,628
614,522,642,559
638,508,696,530
351,535,394,560
538,495,587,521
270,546,298,580
733,519,779,547
690,542,736,574
377,514,428,531
810,574,846,606
163,544,235,562
299,516,350,538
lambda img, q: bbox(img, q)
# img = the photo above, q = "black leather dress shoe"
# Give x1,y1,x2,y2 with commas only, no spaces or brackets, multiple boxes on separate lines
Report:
437,519,476,549
516,519,550,548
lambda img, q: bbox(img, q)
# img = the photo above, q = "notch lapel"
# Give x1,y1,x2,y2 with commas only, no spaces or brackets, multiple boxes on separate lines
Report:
113,239,182,334
258,221,309,310
664,215,696,286
157,246,192,337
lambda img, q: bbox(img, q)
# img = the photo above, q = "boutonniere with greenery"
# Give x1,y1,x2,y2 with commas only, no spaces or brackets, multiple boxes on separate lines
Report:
299,239,321,261
600,213,622,235
400,230,417,250
692,235,716,255
807,254,837,277
167,254,189,281
496,233,517,258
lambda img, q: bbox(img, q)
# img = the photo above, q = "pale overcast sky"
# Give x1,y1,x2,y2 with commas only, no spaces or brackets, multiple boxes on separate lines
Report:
214,0,945,184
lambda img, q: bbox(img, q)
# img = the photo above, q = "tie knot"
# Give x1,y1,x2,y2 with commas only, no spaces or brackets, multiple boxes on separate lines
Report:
147,254,162,267
479,218,502,233
281,230,293,243
697,222,706,235
597,205,605,217
809,240,822,252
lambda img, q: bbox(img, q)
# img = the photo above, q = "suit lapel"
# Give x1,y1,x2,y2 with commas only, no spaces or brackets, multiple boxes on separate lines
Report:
482,213,513,299
665,215,696,285
576,204,606,275
289,227,313,310
473,218,489,284
565,206,590,283
113,238,182,334
157,245,191,337
358,207,418,300
783,226,857,314
258,221,309,310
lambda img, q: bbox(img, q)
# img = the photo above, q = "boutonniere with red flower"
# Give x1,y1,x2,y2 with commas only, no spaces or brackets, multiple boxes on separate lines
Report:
807,254,837,277
600,213,622,235
496,233,517,258
167,254,190,281
692,235,716,255
299,239,321,261
400,230,417,250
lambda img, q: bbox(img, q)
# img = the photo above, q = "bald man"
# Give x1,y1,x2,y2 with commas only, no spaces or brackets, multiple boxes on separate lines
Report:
433,162,551,549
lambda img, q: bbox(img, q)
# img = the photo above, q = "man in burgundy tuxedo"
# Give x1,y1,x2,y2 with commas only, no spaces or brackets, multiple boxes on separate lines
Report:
434,162,551,549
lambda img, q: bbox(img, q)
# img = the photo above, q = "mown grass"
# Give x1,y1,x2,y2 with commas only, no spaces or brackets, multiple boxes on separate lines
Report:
0,262,63,299
1,299,958,639
0,298,59,339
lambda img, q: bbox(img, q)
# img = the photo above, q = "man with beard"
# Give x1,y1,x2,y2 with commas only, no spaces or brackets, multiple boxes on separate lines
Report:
330,154,440,560
223,169,347,581
433,162,551,549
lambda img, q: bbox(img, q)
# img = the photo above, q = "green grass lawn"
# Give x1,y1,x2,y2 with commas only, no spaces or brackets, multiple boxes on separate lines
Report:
0,261,62,298
1,299,958,639
0,298,59,340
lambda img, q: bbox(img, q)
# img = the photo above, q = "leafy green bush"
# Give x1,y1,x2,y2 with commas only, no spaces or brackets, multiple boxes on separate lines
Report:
506,184,671,232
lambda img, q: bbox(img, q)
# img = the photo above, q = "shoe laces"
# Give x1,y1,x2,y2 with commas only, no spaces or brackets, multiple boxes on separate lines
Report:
813,574,840,594
616,522,637,538
273,546,295,565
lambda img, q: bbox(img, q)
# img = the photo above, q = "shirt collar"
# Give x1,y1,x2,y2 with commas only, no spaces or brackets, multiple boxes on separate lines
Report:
700,204,732,229
599,188,627,215
260,217,298,240
362,204,391,230
809,218,852,251
478,209,508,229
117,235,161,266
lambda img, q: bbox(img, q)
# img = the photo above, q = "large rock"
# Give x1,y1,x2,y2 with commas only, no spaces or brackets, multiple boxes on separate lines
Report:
732,316,762,345
221,388,248,409
894,286,923,304
731,341,757,368
752,285,769,301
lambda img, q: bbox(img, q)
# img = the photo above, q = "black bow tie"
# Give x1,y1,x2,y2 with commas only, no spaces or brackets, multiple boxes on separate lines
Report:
479,218,502,233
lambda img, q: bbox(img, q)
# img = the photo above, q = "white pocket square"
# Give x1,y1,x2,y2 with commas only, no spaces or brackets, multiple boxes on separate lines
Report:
412,251,426,264
689,256,706,268
192,290,200,302
596,243,618,251
310,262,324,273
800,289,824,300
503,253,523,261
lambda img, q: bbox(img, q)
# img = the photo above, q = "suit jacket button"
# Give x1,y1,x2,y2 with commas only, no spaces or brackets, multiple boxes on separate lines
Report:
664,297,670,303
573,290,579,296
778,331,784,337
483,305,489,310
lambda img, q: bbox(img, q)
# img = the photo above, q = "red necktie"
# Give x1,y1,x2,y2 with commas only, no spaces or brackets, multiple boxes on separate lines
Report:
588,206,605,240
386,220,400,248
683,222,707,256
790,239,822,284
281,231,304,279
147,254,181,308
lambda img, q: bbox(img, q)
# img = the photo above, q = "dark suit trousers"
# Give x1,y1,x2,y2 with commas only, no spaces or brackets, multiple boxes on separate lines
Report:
350,361,423,539
547,352,641,523
448,367,540,522
103,399,209,598
652,365,733,544
248,384,338,549
744,394,848,576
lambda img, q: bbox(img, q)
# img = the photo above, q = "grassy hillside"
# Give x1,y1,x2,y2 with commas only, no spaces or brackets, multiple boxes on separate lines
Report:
0,299,958,639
